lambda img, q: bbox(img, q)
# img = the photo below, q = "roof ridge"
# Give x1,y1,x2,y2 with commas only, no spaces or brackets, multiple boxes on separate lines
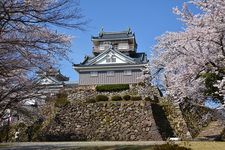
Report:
101,31,130,34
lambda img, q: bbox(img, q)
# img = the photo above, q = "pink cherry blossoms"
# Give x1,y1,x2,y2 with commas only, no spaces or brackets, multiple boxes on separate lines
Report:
152,0,225,105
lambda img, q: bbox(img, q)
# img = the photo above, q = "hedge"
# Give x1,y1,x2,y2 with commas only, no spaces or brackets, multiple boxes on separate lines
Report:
96,95,109,102
144,96,152,101
111,95,122,101
123,95,131,101
96,84,129,92
131,96,142,101
86,98,96,103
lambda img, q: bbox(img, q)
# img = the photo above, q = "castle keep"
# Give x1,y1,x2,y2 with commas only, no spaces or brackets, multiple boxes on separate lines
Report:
74,29,148,85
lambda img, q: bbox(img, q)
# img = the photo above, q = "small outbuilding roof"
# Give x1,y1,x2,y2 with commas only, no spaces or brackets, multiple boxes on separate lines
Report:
37,67,69,81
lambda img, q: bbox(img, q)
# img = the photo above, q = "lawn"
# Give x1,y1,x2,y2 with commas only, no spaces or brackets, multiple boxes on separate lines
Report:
0,144,186,150
64,145,155,150
0,142,225,150
0,145,155,150
179,141,225,150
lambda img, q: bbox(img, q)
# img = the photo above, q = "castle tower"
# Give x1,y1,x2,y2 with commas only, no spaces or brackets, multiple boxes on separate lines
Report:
74,29,148,85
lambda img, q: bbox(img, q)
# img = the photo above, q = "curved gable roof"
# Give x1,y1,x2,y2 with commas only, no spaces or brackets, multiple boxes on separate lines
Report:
86,47,136,65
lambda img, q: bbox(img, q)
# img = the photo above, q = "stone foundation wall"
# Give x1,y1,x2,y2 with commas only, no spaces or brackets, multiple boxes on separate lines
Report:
160,100,192,140
180,101,215,137
66,84,160,103
40,101,162,141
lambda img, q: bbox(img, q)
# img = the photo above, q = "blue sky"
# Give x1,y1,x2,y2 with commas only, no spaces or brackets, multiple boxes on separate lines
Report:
59,0,188,81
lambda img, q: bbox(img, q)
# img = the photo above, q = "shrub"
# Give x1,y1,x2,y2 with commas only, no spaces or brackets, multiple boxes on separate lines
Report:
220,128,225,141
153,95,159,103
96,95,109,102
145,96,158,103
86,98,96,103
17,122,26,128
144,96,152,101
30,124,42,141
111,95,122,101
54,93,70,107
138,82,145,86
131,96,142,101
55,98,70,107
0,125,10,142
123,95,131,101
96,84,129,92
29,119,44,141
56,93,67,99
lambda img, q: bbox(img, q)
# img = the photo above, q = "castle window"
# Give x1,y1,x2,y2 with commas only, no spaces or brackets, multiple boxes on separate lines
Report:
111,57,116,62
90,71,98,77
99,45,105,51
107,71,114,76
106,54,116,63
124,70,132,76
99,43,111,51
118,43,129,50
106,57,111,62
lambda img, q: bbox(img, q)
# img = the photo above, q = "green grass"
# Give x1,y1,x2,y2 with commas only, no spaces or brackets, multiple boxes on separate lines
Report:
179,141,225,150
0,144,11,148
64,145,155,150
2,142,225,150
65,144,189,150
0,145,153,150
0,144,189,150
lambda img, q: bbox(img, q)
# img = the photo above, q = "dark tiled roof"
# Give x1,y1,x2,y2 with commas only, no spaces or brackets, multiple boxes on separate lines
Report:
131,52,148,64
37,67,69,81
92,29,135,40
75,51,148,66
74,63,145,67
80,55,95,65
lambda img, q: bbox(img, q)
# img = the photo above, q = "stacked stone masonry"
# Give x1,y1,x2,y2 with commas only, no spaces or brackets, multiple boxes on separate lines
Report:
42,101,163,141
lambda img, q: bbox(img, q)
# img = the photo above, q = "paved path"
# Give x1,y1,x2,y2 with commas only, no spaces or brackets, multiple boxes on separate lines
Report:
0,141,169,150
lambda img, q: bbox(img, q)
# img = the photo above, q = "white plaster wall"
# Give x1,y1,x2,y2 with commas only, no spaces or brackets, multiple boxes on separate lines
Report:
96,53,129,64
39,78,55,85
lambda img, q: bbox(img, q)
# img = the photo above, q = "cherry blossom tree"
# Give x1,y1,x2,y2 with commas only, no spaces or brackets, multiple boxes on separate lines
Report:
137,63,151,85
0,0,87,120
152,0,225,106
